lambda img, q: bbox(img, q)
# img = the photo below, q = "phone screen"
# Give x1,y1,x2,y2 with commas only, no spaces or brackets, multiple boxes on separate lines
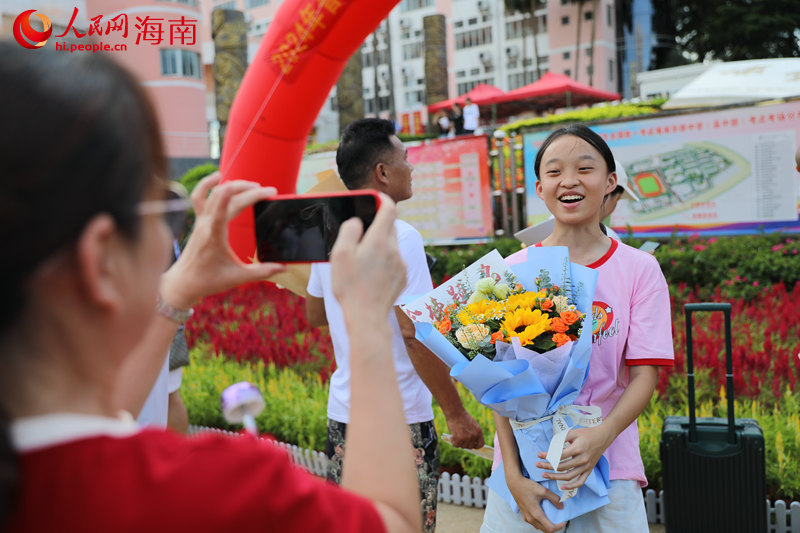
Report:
253,193,378,263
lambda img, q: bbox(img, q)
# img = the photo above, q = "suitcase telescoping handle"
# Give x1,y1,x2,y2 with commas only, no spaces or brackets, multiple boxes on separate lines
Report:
684,303,735,445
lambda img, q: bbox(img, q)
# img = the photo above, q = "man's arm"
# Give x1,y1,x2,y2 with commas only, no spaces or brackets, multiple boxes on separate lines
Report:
305,295,328,327
395,308,484,449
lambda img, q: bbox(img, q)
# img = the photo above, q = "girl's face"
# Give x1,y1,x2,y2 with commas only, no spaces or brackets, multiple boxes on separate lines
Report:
535,134,617,227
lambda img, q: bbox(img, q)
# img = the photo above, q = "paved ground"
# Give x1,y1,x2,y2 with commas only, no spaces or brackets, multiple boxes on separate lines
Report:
436,502,666,532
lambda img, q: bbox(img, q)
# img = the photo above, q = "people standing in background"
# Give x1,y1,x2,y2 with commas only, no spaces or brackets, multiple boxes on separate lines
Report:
451,103,464,136
435,110,451,139
462,97,480,135
306,118,484,533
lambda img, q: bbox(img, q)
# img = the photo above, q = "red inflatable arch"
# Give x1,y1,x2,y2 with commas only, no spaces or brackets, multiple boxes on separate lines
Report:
220,0,399,260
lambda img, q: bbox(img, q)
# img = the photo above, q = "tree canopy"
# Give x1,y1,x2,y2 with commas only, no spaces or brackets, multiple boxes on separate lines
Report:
673,0,800,61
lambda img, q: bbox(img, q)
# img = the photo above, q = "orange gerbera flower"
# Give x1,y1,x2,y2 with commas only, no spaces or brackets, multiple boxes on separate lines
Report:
561,310,579,325
438,318,452,334
540,298,554,311
553,333,570,347
551,317,569,334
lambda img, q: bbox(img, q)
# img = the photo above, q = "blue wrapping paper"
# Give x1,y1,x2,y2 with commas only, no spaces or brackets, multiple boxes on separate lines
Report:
413,247,611,523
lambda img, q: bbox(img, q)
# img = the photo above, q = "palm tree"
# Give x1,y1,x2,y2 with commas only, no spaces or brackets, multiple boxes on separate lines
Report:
587,0,598,86
573,0,588,82
504,0,543,84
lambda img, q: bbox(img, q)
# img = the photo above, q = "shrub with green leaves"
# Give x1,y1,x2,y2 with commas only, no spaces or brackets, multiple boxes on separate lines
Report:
183,348,800,498
183,351,328,451
179,163,219,196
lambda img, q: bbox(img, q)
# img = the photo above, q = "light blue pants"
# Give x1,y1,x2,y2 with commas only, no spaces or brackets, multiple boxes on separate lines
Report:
480,480,649,533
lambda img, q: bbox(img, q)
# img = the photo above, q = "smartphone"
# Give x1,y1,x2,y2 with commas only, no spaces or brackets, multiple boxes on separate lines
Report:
253,190,381,263
639,241,661,253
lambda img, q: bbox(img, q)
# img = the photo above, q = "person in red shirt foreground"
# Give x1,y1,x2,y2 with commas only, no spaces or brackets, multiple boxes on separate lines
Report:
0,42,420,533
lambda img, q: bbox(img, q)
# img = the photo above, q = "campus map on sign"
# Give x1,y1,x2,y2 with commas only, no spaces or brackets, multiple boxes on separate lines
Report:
623,141,749,222
523,100,800,236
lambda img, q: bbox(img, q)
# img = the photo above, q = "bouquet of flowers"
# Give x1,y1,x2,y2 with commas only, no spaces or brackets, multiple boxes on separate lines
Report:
433,269,585,362
401,248,610,523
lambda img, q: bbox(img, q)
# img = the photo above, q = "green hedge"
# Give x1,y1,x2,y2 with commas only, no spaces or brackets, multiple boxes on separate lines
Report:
183,352,800,499
426,234,800,298
499,102,662,134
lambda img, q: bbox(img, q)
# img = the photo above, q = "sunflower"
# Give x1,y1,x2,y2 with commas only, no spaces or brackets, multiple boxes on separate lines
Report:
457,299,504,325
500,308,551,345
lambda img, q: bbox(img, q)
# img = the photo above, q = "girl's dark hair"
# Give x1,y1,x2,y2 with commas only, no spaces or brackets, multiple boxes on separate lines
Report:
0,41,166,524
533,124,615,180
336,118,397,189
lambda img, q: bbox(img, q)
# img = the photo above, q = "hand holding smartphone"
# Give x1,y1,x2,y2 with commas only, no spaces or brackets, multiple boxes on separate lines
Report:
254,190,381,263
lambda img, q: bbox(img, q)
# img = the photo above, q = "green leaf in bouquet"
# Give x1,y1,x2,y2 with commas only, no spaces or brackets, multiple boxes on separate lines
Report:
532,334,556,352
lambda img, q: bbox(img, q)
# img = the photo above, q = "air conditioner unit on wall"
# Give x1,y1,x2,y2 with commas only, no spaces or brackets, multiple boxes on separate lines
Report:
477,0,491,13
399,17,411,29
506,45,519,58
479,51,493,65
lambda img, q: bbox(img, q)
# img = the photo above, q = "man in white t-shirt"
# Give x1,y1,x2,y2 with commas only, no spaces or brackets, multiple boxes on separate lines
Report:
462,97,480,134
306,118,484,533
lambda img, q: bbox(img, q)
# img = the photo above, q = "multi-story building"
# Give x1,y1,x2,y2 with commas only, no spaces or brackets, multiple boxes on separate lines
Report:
200,0,624,143
1,0,209,162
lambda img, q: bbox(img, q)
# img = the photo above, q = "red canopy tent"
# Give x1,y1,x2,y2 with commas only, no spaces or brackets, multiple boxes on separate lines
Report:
484,71,621,118
427,83,504,114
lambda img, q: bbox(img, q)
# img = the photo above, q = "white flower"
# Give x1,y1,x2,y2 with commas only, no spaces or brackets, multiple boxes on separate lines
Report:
552,295,570,314
493,283,510,299
467,291,489,305
474,277,496,295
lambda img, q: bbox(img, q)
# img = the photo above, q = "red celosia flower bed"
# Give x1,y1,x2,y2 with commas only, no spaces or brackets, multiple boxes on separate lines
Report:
664,281,800,402
184,281,335,382
184,279,800,398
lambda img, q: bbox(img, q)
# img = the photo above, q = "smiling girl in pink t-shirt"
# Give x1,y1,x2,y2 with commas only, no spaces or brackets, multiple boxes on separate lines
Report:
481,125,674,533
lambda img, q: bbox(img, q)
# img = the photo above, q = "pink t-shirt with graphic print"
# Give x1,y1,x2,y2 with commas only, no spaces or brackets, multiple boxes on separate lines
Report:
493,238,674,486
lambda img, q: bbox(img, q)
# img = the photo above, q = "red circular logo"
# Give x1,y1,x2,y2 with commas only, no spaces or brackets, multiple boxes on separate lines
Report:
13,10,53,49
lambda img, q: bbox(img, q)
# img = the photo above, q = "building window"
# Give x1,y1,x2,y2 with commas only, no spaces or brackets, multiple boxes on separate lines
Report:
561,0,568,4
157,0,197,6
454,26,493,49
468,17,478,25
215,1,236,9
454,20,463,28
400,0,433,12
245,0,269,7
586,47,592,56
457,78,495,95
160,49,201,78
584,11,592,21
456,70,466,78
607,5,613,26
405,90,425,106
505,19,525,40
561,16,569,25
564,69,571,77
470,67,480,76
563,51,570,60
402,41,424,60
609,59,614,81
586,65,593,76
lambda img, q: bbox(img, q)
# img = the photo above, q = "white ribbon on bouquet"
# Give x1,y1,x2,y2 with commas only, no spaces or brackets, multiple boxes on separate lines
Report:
510,404,603,502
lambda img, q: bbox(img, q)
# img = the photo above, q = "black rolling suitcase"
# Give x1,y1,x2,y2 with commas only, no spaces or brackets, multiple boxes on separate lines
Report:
660,303,766,533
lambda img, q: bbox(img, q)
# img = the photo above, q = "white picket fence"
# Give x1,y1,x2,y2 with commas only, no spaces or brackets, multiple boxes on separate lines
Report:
188,426,800,531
